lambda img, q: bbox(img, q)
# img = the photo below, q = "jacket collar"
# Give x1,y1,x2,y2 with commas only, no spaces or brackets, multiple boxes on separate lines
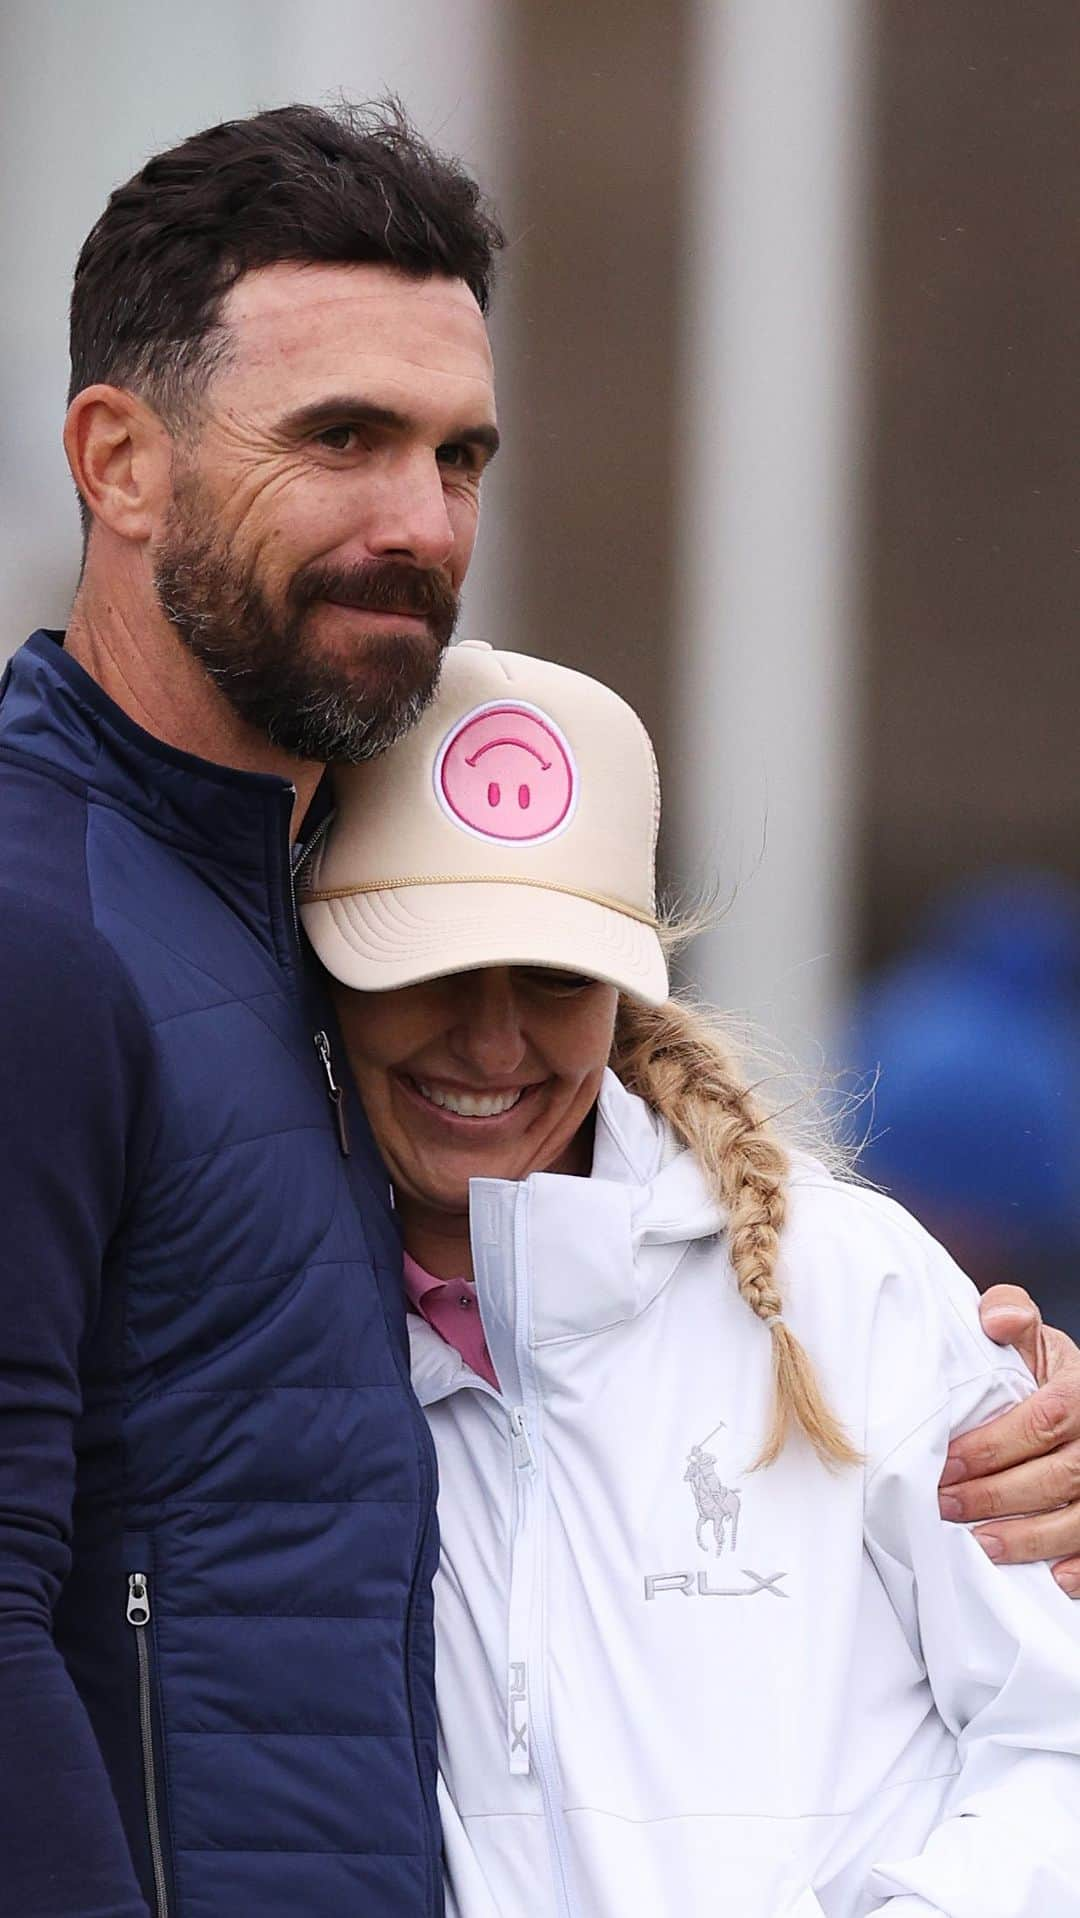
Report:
0,631,309,873
410,1071,725,1406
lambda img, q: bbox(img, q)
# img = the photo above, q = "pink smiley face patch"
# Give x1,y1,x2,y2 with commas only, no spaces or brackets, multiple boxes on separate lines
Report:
434,700,577,845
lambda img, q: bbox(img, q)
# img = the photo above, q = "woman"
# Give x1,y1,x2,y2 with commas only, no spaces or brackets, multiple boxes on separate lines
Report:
300,641,1080,1918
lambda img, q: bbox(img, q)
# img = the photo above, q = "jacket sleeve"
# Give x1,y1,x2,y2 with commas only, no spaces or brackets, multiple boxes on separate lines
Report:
0,897,155,1917
861,1238,1080,1918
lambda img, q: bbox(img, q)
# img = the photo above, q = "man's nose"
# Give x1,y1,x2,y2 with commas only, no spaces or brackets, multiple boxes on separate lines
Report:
365,450,455,572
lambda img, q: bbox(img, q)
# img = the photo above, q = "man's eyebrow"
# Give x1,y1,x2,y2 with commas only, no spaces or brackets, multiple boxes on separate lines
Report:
279,396,500,458
452,421,501,459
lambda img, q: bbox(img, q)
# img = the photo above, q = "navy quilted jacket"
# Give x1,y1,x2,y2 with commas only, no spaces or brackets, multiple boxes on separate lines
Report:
0,633,442,1917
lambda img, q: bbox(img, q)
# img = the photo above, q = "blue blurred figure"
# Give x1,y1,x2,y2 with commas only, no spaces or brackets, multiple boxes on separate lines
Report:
848,871,1080,1335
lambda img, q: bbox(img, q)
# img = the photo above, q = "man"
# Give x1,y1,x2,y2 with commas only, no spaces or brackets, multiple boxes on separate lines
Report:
0,98,1077,1918
0,103,499,1918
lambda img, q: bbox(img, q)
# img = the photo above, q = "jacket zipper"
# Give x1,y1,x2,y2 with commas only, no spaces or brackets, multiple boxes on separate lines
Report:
277,781,332,958
314,1029,351,1157
283,796,351,1161
508,1189,577,1918
402,1484,443,1918
289,799,333,938
287,789,436,1908
126,1571,170,1918
507,1406,537,1775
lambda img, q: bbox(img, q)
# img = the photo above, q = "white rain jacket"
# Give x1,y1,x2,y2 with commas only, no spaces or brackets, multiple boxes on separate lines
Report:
409,1071,1080,1918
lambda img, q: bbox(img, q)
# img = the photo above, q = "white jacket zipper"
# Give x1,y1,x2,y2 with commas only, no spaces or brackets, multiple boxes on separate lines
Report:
507,1404,536,1775
508,1188,577,1918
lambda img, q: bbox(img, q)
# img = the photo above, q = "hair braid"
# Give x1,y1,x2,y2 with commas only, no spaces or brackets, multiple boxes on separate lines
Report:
611,994,860,1471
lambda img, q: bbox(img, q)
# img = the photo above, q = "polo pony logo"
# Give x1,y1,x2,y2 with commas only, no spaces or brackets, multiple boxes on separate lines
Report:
642,1418,788,1601
684,1421,740,1557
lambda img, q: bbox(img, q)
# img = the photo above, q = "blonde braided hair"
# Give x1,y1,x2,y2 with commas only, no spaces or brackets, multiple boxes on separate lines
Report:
610,992,860,1470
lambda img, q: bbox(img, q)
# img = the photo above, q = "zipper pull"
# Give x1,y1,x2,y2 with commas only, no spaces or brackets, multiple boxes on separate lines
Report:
127,1571,151,1627
509,1405,536,1473
314,1030,350,1157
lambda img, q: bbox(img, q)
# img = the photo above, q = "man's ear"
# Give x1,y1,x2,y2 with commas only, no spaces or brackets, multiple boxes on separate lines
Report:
63,384,173,543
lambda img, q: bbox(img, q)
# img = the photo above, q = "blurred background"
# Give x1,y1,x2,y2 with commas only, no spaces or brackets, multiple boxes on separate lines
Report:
2,1,1078,1314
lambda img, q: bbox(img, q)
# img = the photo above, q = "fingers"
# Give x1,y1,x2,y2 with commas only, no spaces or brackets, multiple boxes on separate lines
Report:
942,1309,1080,1582
1041,1324,1080,1380
939,1440,1080,1526
1051,1556,1080,1598
979,1283,1041,1326
971,1506,1080,1570
978,1284,1043,1375
943,1379,1080,1481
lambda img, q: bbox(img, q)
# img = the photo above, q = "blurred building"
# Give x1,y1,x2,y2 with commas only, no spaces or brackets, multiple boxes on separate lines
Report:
1,0,1077,1106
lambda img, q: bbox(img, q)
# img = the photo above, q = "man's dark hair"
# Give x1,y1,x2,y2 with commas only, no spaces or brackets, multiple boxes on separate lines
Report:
68,98,502,435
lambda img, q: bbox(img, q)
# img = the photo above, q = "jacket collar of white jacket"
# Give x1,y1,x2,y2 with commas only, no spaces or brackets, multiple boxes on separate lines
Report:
409,1069,725,1406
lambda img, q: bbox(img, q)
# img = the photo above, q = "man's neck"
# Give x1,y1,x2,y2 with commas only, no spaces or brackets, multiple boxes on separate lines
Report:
66,568,323,840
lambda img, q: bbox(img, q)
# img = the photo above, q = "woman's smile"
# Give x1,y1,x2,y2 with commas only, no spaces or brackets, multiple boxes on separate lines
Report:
332,964,619,1269
395,1070,545,1127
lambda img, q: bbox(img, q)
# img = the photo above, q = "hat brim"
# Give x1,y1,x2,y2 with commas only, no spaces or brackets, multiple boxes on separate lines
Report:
301,881,669,1006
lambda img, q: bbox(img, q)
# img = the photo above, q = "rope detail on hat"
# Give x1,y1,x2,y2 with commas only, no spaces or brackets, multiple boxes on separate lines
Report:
300,871,659,927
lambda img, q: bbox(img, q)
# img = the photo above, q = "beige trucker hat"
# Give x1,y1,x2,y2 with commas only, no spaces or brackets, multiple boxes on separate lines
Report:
299,641,669,1004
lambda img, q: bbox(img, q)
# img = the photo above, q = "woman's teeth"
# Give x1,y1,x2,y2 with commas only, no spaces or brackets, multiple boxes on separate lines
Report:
414,1081,524,1118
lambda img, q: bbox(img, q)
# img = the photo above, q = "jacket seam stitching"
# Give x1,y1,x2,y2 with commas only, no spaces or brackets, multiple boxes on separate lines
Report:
865,1365,1032,1485
453,1766,963,1825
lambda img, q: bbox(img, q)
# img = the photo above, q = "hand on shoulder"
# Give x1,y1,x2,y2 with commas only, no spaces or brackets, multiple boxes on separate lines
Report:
941,1285,1080,1596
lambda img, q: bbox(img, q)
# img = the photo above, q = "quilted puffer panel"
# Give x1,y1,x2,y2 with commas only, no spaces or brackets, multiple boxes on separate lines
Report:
86,795,441,1914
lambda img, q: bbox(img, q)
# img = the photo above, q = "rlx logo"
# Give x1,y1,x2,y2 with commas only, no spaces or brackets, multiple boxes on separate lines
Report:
644,1569,788,1601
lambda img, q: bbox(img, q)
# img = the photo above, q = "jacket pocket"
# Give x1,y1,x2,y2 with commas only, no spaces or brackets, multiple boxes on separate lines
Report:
125,1539,173,1918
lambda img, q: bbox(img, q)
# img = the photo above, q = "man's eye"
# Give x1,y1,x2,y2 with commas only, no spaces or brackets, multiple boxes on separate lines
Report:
315,425,359,452
437,443,479,474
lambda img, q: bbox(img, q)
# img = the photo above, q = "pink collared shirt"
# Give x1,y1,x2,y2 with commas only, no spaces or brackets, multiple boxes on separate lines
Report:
403,1252,500,1391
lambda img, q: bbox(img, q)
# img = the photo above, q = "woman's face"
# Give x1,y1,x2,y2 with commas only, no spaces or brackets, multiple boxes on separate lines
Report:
333,965,619,1215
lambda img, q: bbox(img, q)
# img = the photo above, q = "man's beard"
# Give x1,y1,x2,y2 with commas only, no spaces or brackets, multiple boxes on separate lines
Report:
153,478,459,764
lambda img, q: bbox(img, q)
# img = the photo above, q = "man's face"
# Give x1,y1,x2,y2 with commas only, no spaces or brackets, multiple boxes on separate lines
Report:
153,262,498,762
